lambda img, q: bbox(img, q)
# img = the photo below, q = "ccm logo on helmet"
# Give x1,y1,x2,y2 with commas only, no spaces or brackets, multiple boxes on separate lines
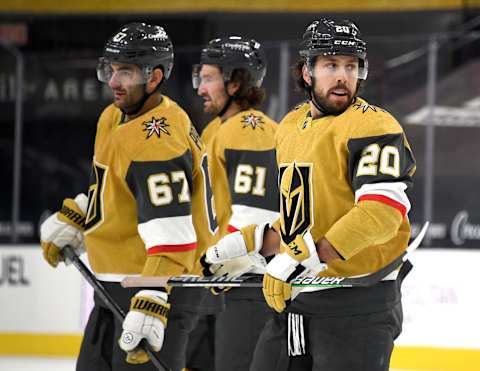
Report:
334,40,356,46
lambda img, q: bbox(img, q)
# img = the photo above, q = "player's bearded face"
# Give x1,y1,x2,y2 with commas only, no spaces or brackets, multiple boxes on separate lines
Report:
197,65,229,115
310,55,360,115
108,64,147,111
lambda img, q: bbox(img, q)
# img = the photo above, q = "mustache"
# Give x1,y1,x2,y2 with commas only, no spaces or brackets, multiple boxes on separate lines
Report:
328,83,352,95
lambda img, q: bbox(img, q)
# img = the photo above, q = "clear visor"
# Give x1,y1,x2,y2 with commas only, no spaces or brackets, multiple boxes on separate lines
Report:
192,64,201,89
96,57,153,85
192,64,225,89
308,57,368,81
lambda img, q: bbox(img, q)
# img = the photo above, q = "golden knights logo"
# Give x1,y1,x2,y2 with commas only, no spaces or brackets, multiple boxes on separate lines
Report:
143,116,170,139
352,101,384,114
279,162,313,245
84,160,108,233
241,113,264,130
189,124,202,150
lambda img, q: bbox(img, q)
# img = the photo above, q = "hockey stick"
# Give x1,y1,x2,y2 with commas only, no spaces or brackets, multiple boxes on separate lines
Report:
62,246,171,371
122,222,429,289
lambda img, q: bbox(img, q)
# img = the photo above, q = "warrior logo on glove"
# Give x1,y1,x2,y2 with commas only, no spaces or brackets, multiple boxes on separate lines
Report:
279,162,313,244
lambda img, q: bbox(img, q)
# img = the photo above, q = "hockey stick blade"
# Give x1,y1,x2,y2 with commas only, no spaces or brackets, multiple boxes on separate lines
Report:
62,246,171,371
122,222,429,290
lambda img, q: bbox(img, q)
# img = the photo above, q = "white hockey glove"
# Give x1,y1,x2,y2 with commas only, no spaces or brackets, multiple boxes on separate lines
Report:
119,290,170,364
263,231,326,313
201,222,270,276
40,193,88,268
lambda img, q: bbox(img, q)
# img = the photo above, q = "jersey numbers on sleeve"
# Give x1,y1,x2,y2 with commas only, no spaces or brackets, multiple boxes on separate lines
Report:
356,144,400,178
234,164,267,196
147,171,191,206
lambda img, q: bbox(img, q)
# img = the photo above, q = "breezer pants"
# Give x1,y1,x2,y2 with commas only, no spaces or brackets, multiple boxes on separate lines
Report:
215,288,273,371
250,301,403,371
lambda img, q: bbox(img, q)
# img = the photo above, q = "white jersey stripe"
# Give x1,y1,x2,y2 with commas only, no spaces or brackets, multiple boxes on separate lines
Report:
137,215,197,250
229,204,279,230
354,182,411,214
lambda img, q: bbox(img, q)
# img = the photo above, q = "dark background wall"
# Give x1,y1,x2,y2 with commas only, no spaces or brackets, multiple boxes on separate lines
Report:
1,3,480,246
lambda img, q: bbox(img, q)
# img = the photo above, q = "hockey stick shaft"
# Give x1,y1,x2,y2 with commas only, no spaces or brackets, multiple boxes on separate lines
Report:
62,246,171,371
292,221,428,288
122,222,429,289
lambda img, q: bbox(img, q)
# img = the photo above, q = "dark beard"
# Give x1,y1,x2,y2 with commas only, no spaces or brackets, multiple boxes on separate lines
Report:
312,83,357,116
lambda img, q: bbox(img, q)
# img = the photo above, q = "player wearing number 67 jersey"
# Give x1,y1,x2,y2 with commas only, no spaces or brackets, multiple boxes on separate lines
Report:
191,36,279,371
40,23,221,371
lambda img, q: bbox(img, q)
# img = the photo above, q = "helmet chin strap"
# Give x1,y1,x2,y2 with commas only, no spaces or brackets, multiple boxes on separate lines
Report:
121,84,154,116
217,81,234,119
217,95,234,118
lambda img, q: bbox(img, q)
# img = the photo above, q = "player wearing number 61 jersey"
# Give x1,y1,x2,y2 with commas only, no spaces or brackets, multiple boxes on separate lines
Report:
196,37,279,238
192,36,279,371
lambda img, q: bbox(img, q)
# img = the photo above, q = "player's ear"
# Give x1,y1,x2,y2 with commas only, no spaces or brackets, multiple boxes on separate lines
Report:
148,67,164,92
226,81,240,96
302,64,312,87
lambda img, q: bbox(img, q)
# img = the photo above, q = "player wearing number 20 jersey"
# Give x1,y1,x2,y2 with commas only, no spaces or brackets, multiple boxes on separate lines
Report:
275,98,415,293
84,95,218,280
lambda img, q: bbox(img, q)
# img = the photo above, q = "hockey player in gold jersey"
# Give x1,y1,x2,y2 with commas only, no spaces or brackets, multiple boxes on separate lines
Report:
204,19,416,371
40,23,220,371
191,36,279,370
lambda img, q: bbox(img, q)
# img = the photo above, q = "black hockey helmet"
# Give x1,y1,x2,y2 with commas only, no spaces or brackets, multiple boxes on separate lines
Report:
97,22,174,84
300,18,368,80
192,36,267,88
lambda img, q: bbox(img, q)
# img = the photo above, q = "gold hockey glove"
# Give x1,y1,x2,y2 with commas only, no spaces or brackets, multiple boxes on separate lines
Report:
263,231,326,312
119,290,170,364
40,193,88,267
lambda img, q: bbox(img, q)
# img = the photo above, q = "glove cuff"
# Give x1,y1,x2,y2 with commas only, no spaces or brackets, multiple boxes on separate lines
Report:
299,231,326,275
254,222,270,254
266,253,299,281
205,231,248,263
241,222,270,254
267,231,326,281
57,193,88,230
131,290,170,325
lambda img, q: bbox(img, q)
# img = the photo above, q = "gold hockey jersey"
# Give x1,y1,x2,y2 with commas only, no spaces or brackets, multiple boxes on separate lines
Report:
275,98,416,279
84,96,218,281
201,109,279,238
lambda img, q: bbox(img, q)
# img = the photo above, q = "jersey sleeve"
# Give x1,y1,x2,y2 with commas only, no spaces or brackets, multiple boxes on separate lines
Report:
223,147,279,231
125,150,197,261
325,117,416,260
348,132,415,218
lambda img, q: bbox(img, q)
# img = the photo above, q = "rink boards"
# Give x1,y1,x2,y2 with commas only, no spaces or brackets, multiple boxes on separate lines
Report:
0,245,479,370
